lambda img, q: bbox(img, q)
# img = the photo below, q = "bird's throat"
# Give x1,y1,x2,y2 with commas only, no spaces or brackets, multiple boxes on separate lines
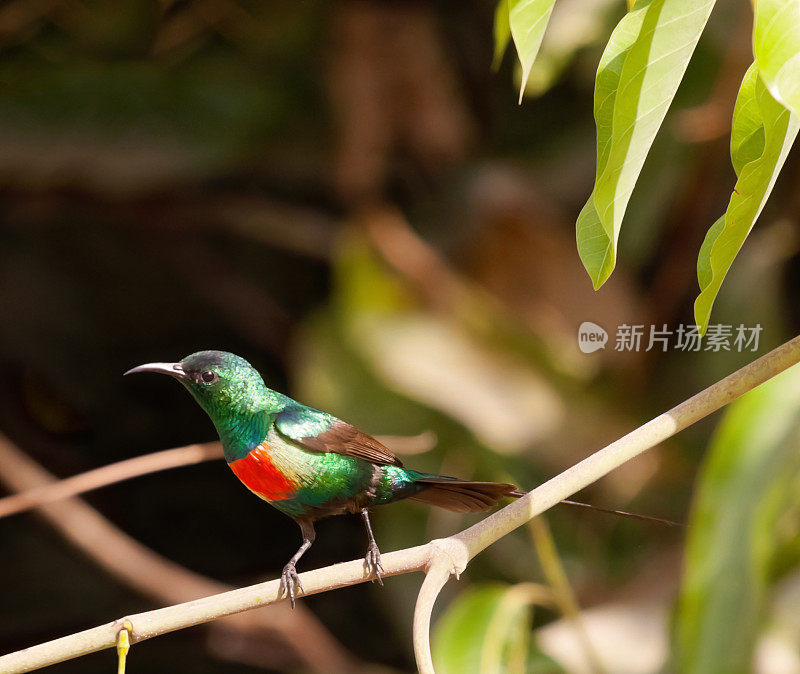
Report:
214,412,271,462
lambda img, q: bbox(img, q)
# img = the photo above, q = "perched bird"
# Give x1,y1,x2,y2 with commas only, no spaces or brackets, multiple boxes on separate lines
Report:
126,350,521,606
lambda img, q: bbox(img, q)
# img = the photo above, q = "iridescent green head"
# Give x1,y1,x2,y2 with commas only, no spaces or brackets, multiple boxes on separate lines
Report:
126,350,286,458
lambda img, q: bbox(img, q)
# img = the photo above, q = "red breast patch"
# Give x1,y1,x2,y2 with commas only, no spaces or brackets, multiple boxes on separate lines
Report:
229,443,296,501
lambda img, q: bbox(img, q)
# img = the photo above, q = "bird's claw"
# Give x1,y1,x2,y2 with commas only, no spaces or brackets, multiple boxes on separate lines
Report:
280,562,303,608
364,542,385,585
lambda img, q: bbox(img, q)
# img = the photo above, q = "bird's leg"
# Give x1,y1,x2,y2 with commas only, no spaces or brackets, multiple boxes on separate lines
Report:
361,509,385,585
281,519,315,609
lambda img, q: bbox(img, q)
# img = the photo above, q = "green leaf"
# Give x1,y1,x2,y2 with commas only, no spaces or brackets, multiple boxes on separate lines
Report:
696,215,724,291
433,583,561,674
673,363,800,674
522,0,620,97
493,0,512,70
509,0,556,103
693,64,798,332
754,0,800,118
576,0,715,289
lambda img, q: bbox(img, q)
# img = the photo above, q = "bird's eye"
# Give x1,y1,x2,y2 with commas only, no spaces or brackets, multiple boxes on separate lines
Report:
200,370,218,384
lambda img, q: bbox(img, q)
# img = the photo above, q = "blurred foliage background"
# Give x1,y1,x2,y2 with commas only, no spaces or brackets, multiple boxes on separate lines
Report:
0,0,799,672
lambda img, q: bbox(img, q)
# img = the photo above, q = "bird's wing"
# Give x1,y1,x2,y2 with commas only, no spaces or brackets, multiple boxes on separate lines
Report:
274,404,403,467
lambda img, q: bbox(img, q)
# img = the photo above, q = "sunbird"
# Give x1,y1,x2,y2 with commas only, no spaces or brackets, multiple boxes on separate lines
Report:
126,350,522,606
127,350,678,606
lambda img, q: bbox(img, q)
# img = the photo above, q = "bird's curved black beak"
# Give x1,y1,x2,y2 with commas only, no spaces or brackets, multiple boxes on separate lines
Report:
124,362,188,380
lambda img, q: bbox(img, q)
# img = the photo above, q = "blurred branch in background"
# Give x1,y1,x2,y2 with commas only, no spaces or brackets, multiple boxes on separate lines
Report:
672,4,752,145
2,190,336,260
0,433,360,673
0,442,222,519
361,204,591,381
328,1,472,205
3,334,798,673
0,432,435,521
530,516,605,674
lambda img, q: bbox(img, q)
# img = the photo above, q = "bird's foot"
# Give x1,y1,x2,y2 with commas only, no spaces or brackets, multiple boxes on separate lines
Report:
364,542,385,585
280,562,303,609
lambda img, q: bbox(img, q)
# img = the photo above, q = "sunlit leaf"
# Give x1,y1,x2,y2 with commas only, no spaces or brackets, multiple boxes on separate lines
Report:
696,216,724,291
493,0,512,70
673,364,800,673
754,0,800,118
509,0,556,102
433,583,563,674
577,0,715,289
522,0,619,97
694,64,798,332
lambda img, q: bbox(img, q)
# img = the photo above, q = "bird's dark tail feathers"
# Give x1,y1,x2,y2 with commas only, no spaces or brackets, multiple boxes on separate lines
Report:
412,477,683,527
411,478,518,513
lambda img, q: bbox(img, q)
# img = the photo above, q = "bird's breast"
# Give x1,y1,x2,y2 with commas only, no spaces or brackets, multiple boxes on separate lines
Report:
228,442,297,501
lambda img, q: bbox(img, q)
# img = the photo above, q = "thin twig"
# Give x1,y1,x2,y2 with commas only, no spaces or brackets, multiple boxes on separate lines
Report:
0,443,222,519
1,335,799,673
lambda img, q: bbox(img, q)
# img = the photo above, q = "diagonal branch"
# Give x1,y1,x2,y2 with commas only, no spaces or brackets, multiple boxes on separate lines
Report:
2,335,799,674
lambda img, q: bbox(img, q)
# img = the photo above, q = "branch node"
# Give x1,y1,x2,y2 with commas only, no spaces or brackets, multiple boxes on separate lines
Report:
427,538,469,578
116,622,132,674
